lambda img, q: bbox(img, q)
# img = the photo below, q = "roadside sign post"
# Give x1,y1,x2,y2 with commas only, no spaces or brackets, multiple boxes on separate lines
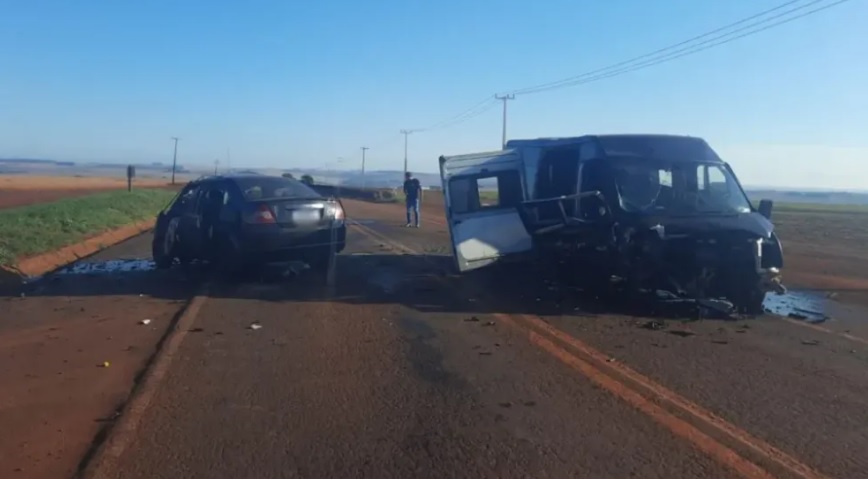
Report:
127,165,136,192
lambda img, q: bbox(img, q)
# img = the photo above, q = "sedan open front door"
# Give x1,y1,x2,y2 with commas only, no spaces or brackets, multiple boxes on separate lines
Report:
439,150,532,273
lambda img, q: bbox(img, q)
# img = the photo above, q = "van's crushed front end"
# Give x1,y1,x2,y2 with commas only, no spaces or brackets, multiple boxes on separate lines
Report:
519,193,785,314
611,217,785,313
516,136,786,314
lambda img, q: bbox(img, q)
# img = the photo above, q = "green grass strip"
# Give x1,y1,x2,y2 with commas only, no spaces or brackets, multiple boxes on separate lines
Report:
0,189,177,266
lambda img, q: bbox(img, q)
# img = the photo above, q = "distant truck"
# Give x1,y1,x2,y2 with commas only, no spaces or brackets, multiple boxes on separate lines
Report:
438,134,785,314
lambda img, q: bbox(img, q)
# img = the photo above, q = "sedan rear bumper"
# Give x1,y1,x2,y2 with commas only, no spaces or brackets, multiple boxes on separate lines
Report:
239,224,346,263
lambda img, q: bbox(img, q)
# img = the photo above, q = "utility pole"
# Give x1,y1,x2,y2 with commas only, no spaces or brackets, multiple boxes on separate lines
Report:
360,146,369,188
495,94,515,148
170,137,180,184
226,147,231,173
400,129,413,175
214,159,219,175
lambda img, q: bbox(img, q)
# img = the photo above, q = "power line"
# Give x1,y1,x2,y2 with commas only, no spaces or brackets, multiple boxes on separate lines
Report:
391,99,500,173
507,0,815,95
349,0,852,171
394,0,850,138
506,0,851,96
412,96,499,132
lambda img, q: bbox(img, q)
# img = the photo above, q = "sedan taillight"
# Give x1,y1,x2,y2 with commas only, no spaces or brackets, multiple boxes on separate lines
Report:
250,204,276,224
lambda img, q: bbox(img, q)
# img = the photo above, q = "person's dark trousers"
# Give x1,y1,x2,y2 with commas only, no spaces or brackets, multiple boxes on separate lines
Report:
406,198,420,227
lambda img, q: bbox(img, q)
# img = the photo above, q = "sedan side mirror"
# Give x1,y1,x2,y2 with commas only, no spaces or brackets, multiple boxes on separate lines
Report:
758,199,774,220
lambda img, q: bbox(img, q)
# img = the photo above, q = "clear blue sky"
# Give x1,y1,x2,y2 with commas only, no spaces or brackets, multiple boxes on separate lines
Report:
1,0,866,189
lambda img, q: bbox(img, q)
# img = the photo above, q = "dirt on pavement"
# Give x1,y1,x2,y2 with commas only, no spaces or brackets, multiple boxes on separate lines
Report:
0,234,199,479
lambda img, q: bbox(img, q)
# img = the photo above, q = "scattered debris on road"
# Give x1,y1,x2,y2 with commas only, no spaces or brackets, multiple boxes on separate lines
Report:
479,351,493,356
248,323,263,331
189,327,204,333
641,320,667,331
464,316,480,322
483,321,496,327
801,339,820,346
669,330,696,338
139,319,151,325
100,361,110,368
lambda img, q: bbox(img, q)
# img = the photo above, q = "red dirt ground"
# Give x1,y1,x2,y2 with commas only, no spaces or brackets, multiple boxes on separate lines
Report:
0,235,199,479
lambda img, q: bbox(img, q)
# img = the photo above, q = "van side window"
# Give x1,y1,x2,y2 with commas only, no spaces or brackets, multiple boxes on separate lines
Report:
448,170,522,214
535,147,580,198
579,160,608,217
535,147,580,218
579,160,606,194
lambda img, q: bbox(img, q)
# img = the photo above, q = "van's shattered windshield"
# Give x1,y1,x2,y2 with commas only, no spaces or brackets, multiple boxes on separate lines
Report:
609,157,752,215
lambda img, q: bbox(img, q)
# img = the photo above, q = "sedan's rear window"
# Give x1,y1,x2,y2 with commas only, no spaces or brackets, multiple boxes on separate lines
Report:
233,177,320,201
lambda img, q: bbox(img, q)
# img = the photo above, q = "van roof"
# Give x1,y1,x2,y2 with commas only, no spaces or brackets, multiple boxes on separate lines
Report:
505,134,723,163
504,134,700,149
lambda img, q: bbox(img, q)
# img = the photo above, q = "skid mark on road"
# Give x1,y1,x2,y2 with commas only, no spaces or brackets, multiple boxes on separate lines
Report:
350,220,833,479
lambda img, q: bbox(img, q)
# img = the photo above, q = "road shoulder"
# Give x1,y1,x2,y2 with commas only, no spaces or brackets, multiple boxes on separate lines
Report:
0,234,199,478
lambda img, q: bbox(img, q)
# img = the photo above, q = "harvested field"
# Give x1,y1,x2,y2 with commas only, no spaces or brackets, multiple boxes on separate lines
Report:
0,175,174,210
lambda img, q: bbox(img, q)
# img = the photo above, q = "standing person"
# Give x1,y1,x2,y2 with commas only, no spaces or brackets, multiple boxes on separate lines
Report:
403,171,422,228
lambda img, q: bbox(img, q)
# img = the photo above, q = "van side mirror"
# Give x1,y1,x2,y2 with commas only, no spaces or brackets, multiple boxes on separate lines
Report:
758,199,774,220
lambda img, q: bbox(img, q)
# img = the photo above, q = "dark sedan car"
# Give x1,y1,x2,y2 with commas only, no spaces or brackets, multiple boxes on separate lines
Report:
152,174,346,272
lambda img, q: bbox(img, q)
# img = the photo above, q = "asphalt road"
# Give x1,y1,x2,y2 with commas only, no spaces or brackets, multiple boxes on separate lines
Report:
5,199,868,479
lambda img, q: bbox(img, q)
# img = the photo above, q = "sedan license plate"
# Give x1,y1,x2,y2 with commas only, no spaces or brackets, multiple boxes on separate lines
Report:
291,209,321,224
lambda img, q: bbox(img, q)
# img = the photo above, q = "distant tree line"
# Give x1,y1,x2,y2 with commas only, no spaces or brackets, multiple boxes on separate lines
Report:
283,172,314,185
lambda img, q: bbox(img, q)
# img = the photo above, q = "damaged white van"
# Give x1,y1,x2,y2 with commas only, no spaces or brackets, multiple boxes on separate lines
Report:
438,134,785,314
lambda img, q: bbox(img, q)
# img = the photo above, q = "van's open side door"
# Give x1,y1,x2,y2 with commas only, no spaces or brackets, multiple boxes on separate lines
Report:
439,150,533,273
